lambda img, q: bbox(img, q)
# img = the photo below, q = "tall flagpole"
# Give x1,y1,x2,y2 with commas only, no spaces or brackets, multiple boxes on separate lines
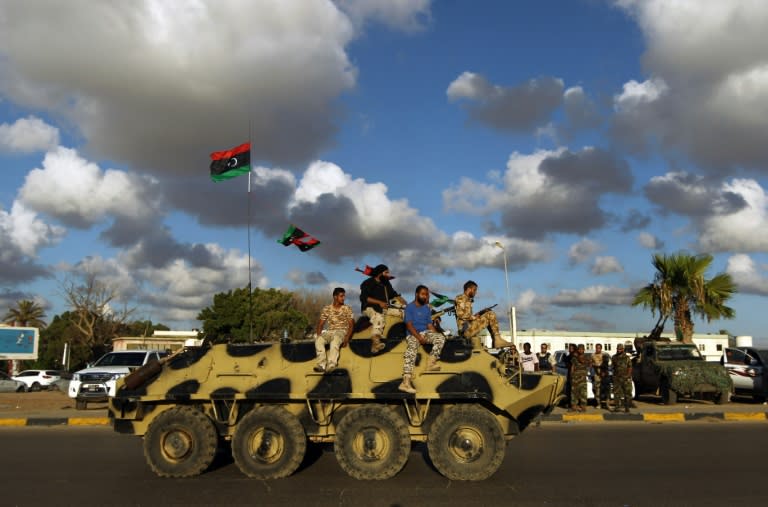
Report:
247,121,254,342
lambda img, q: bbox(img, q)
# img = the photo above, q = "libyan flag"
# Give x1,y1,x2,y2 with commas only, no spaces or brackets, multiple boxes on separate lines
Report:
278,224,321,252
209,142,251,182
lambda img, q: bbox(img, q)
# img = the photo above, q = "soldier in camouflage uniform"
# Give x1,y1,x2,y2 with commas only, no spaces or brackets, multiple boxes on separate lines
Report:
611,343,633,413
591,343,610,409
454,280,503,347
314,288,354,373
498,343,520,378
399,285,446,394
570,344,589,411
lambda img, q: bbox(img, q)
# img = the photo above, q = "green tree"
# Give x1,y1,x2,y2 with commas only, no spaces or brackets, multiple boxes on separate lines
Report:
633,252,736,343
3,299,47,328
198,287,309,342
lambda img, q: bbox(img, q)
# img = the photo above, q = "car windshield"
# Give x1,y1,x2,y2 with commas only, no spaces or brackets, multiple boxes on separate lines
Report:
657,346,703,361
93,352,147,367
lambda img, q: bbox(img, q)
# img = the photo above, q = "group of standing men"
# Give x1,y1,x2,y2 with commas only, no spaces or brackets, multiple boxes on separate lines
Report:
312,264,509,394
563,343,633,412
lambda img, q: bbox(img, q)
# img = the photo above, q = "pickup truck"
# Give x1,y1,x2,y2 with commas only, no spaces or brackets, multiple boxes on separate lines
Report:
721,347,768,402
68,350,167,410
633,340,731,404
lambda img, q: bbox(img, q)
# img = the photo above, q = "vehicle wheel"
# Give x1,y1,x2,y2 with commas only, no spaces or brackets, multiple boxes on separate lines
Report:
427,405,505,481
75,399,87,410
143,406,218,478
714,389,729,405
16,385,27,393
753,394,766,403
232,405,306,479
660,380,677,405
30,382,41,392
334,405,410,480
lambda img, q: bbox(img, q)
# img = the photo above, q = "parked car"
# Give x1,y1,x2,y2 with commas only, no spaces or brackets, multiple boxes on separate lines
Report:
0,371,27,392
11,370,63,391
553,350,636,402
721,347,768,402
68,350,168,410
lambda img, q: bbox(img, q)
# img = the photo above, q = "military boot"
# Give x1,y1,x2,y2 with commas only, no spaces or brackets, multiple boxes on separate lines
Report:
371,335,385,354
426,356,441,372
398,374,417,394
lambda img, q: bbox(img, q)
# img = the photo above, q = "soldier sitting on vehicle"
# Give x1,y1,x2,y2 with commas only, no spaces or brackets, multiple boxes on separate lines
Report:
454,280,504,347
399,285,446,394
359,264,406,354
313,287,354,373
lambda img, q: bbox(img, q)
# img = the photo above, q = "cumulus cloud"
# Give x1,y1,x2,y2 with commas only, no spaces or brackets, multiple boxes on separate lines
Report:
614,1,768,173
335,0,431,31
444,148,633,239
645,172,746,218
550,285,635,307
447,72,564,132
726,254,768,296
638,232,664,250
698,179,768,252
0,201,63,283
0,116,59,153
621,209,651,232
592,256,623,275
0,1,364,174
286,269,329,286
562,86,601,134
569,238,601,265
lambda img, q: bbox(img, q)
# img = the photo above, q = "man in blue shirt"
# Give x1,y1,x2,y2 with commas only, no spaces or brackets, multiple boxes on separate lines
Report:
399,285,446,394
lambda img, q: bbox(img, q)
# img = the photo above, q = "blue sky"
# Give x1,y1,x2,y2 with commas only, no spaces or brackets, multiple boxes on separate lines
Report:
1,0,767,344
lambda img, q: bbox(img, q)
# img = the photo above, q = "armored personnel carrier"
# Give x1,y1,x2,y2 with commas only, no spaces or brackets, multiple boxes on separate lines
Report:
109,311,564,481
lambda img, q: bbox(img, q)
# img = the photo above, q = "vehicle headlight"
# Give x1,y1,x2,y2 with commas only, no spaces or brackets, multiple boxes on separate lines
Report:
72,373,80,381
110,373,126,381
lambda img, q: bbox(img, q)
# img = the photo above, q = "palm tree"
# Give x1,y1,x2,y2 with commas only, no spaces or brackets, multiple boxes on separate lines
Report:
3,299,47,328
632,253,736,343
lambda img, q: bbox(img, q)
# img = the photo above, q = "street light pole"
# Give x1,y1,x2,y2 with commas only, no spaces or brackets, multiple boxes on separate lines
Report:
494,241,516,346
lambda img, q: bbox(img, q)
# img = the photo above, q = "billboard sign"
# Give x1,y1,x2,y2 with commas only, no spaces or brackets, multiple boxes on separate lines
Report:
0,326,39,360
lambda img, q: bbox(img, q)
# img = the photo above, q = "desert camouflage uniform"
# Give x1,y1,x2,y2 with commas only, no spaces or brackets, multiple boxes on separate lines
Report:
403,331,446,375
454,294,501,344
570,355,589,408
315,304,353,370
499,347,520,377
611,351,633,410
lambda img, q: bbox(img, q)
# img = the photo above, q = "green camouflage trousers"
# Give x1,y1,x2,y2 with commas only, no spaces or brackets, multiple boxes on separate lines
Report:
571,378,587,407
612,377,633,408
403,331,445,375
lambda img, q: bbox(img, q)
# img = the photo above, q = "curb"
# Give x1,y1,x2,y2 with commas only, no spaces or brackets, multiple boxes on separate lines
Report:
0,417,110,427
542,412,768,423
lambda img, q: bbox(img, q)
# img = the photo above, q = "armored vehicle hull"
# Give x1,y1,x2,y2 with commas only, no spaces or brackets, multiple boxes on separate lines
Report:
110,334,563,481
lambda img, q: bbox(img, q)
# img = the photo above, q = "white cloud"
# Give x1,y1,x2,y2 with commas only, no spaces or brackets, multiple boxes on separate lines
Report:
726,254,768,296
569,238,600,265
592,256,623,275
0,200,64,257
550,285,635,306
19,147,158,228
638,232,663,250
698,179,768,252
334,0,431,31
0,116,59,152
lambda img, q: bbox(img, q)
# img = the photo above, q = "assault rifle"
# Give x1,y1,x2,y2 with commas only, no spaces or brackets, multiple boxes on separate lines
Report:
476,303,497,317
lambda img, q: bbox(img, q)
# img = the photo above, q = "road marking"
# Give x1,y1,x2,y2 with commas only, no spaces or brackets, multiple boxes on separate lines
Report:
562,413,604,422
68,417,110,426
723,412,767,421
643,413,685,422
0,419,26,426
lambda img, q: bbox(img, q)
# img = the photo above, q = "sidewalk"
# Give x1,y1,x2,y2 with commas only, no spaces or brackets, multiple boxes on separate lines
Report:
0,391,766,427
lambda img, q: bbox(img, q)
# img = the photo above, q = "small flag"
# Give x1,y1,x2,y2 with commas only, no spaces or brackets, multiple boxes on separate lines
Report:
210,142,251,182
429,291,454,307
355,265,396,279
278,225,320,252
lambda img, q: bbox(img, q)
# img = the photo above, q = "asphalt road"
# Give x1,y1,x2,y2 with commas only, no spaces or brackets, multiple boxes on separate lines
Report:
1,424,762,507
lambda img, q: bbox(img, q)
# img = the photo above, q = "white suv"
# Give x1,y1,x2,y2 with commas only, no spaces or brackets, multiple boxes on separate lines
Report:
12,370,63,391
68,350,167,410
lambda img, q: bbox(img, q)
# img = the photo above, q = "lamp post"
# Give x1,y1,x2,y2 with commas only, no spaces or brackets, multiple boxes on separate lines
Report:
494,241,516,346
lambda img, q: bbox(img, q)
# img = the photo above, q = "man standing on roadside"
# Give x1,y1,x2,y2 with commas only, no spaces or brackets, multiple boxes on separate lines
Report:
536,343,553,372
399,285,446,394
570,344,589,411
592,343,610,409
360,264,405,354
520,342,539,372
314,288,354,373
611,343,633,413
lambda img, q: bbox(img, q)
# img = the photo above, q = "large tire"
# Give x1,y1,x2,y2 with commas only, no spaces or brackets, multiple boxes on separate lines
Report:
334,405,410,480
143,406,218,478
30,382,41,392
660,380,677,405
427,405,506,481
232,405,306,479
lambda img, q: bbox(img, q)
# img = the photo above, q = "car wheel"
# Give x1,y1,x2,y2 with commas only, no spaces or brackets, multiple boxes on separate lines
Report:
30,382,41,392
232,405,307,479
334,405,410,480
16,385,27,393
144,406,218,478
75,399,87,410
427,405,506,481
